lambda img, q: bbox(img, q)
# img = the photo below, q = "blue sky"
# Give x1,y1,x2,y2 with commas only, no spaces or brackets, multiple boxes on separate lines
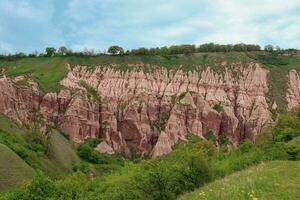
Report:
0,0,300,53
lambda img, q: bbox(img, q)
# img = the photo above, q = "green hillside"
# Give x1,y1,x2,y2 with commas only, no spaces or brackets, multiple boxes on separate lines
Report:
0,114,78,178
179,160,300,200
0,144,35,191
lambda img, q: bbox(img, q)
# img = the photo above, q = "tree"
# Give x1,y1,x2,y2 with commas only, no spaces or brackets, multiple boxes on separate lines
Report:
45,47,56,57
108,45,124,55
57,46,68,56
275,45,281,52
264,44,274,52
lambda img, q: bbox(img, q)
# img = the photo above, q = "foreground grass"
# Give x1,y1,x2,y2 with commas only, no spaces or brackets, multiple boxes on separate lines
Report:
0,144,34,191
179,160,300,200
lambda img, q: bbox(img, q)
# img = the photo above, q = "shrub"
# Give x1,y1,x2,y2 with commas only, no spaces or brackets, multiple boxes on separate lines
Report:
212,103,223,112
204,130,216,142
275,128,295,142
219,133,229,146
7,171,57,200
25,130,48,154
285,143,300,160
175,155,212,192
239,141,254,153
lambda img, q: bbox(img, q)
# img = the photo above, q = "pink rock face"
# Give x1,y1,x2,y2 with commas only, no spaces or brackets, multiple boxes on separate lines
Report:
287,70,300,109
1,63,297,157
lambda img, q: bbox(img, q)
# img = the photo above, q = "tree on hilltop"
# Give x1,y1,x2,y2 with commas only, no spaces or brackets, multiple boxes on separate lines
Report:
45,47,56,57
108,45,124,55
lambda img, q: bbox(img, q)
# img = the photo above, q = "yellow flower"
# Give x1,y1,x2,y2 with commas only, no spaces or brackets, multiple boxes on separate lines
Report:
253,198,258,200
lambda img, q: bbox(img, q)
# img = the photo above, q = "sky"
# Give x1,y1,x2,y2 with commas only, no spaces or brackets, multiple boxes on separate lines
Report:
0,0,300,53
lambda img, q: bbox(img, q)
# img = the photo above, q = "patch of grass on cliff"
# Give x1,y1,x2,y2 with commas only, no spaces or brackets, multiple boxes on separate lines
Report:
247,52,300,112
1,57,68,92
0,144,35,192
179,160,300,200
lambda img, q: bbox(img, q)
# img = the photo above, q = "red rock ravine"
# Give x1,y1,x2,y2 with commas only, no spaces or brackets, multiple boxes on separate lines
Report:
0,63,298,157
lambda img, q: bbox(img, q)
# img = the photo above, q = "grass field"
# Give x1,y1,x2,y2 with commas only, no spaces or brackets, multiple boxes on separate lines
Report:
179,160,300,200
0,144,35,192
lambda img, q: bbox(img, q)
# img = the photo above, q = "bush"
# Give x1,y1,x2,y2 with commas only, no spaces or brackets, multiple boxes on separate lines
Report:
212,103,223,112
204,130,216,142
219,133,229,146
285,143,300,160
238,141,254,153
56,172,89,200
25,130,48,154
286,145,300,160
77,138,125,166
175,155,212,192
7,171,57,200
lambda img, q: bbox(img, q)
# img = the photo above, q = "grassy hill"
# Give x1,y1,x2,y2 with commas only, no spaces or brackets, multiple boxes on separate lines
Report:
179,160,300,200
0,144,35,191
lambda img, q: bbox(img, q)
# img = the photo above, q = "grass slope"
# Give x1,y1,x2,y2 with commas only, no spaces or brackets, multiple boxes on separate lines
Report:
0,144,34,192
0,114,71,178
47,130,80,173
179,160,300,200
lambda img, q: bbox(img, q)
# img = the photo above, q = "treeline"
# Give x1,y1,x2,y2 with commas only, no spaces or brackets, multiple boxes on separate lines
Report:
0,43,299,60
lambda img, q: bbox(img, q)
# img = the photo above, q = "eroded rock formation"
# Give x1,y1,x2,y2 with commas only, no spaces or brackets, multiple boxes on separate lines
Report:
0,62,298,157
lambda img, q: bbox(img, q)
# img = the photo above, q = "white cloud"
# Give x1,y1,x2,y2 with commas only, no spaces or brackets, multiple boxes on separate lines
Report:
0,0,300,52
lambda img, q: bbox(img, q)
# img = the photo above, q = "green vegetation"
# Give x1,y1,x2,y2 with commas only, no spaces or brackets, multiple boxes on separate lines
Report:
0,144,35,191
2,105,300,198
77,138,125,167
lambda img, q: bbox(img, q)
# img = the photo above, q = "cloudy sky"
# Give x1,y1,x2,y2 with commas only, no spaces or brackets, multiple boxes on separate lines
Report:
0,0,300,53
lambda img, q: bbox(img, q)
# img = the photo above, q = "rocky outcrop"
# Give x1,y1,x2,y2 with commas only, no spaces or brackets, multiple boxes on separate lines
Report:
0,62,298,157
